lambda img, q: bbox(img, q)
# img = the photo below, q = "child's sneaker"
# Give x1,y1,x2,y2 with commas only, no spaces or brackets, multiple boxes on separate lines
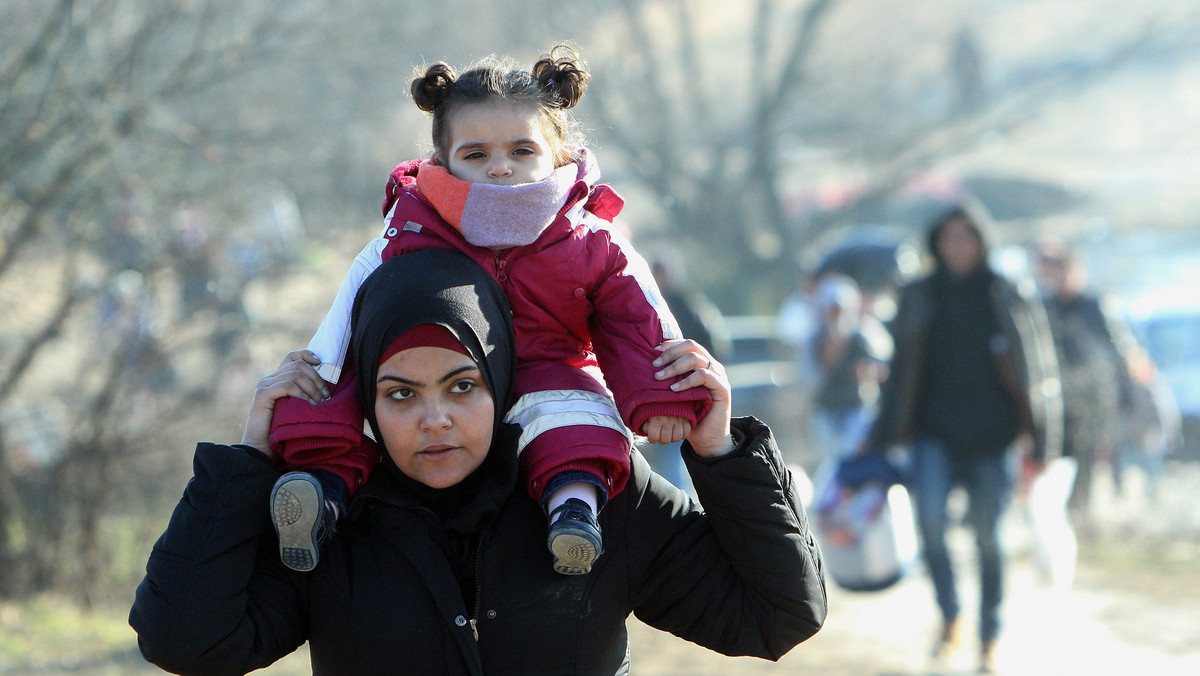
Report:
271,472,336,572
546,498,602,575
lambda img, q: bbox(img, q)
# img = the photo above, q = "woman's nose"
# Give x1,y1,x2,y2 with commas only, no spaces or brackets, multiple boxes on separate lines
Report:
421,401,452,430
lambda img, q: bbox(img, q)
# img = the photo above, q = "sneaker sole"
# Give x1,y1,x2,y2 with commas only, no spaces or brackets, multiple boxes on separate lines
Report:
549,528,597,575
271,475,323,572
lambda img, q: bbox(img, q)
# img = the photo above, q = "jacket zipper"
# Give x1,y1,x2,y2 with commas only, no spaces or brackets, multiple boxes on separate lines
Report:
408,188,520,288
364,497,483,642
493,250,513,285
470,529,487,641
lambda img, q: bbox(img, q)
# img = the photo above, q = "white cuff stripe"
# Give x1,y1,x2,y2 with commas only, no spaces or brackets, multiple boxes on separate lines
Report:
504,390,630,455
504,389,619,425
514,411,632,455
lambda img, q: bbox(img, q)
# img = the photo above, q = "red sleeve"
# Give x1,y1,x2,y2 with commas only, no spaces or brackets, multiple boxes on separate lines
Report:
268,360,378,493
587,232,712,435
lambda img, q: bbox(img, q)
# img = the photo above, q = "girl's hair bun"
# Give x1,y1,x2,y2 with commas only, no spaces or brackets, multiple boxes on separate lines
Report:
410,63,457,112
532,44,590,110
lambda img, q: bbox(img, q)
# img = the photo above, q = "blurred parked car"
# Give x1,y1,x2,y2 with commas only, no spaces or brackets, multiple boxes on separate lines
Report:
1126,290,1200,460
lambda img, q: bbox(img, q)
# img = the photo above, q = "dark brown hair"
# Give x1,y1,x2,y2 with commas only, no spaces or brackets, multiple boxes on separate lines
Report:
409,44,590,166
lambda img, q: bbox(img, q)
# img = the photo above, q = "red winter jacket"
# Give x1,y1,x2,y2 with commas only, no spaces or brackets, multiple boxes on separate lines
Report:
270,154,710,498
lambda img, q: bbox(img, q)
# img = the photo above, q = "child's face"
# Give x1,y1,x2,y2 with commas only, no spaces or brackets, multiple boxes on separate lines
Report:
445,99,560,186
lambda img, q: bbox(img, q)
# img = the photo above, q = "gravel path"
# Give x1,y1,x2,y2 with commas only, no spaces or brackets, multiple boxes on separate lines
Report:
625,460,1200,675
627,548,1200,675
21,463,1194,676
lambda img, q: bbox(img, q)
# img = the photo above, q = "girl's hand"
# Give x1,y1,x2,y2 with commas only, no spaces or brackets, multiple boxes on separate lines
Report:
644,415,692,444
241,350,329,459
653,339,734,457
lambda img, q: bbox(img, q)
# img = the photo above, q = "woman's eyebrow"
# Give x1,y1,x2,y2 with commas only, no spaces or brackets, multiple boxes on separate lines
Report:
377,365,479,387
377,375,420,386
438,365,480,383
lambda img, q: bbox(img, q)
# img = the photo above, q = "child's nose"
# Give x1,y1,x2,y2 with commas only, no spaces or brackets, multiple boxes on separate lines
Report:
488,160,512,178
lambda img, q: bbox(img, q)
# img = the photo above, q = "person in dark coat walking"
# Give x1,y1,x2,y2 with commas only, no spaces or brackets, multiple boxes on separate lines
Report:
129,248,826,676
861,204,1061,673
1035,238,1135,522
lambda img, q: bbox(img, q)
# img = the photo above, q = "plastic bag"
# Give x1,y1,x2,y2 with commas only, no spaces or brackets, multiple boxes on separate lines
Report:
1026,456,1078,589
812,453,918,592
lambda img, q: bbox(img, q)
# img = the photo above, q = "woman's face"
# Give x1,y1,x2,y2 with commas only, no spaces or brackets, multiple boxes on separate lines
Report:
374,346,495,489
445,98,560,185
936,217,983,277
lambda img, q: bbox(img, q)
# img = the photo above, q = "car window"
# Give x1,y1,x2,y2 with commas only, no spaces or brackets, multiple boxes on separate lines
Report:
1140,315,1200,370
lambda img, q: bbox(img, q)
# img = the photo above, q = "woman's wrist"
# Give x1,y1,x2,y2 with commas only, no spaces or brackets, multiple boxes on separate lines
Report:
689,424,744,459
238,439,276,462
233,443,279,466
690,433,736,458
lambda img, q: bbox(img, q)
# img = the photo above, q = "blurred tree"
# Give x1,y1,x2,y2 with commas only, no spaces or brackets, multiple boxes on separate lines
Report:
0,0,1193,611
0,0,279,604
0,0,448,604
558,0,1179,310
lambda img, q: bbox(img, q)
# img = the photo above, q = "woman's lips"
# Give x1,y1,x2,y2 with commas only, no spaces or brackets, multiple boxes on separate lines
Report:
419,445,456,459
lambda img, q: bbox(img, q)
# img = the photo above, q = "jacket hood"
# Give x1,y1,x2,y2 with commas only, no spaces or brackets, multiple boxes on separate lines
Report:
924,201,996,275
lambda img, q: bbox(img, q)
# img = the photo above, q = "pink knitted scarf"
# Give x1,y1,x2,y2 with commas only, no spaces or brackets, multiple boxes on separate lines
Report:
415,151,597,249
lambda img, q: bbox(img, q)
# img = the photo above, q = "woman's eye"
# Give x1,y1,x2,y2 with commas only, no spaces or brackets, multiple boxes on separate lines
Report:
450,380,476,394
388,387,414,401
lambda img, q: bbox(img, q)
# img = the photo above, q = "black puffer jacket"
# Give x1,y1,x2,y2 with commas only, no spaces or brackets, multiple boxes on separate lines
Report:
130,416,826,676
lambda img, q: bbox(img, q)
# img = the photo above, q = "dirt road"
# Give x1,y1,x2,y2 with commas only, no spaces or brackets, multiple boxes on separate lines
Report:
627,547,1199,675
239,530,1198,676
44,465,1198,676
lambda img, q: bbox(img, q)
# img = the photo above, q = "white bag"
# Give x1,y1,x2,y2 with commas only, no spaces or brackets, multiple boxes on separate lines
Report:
1026,456,1078,589
812,460,919,592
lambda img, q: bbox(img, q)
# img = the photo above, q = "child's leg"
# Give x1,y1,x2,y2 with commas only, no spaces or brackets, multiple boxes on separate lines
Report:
507,408,631,575
503,367,634,574
541,470,609,576
269,360,379,497
543,470,608,522
268,363,379,571
507,393,633,500
309,468,349,517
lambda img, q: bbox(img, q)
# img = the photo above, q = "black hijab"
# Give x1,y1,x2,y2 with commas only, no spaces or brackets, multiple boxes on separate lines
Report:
350,248,518,532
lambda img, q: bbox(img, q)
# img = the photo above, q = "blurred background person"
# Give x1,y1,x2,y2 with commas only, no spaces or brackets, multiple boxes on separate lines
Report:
860,203,1061,673
805,273,891,462
644,252,732,495
1036,238,1136,528
650,251,732,363
1114,344,1181,503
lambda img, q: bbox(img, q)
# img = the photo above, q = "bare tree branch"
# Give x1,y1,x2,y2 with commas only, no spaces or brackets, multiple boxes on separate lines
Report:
0,267,83,404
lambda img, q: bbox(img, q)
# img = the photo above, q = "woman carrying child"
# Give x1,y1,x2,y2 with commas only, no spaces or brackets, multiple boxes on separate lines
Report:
268,45,708,576
130,248,827,675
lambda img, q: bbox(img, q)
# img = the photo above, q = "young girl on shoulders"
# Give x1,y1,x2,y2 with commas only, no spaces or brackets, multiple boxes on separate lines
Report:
267,44,710,576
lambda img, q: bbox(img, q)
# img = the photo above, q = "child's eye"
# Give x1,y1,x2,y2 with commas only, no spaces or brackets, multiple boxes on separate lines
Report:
462,150,486,161
512,147,535,157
